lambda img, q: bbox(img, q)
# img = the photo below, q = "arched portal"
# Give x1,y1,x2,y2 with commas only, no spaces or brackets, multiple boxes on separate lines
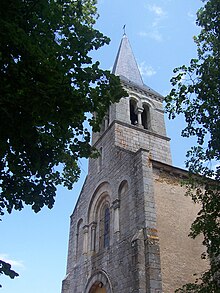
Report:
84,270,113,293
89,282,107,293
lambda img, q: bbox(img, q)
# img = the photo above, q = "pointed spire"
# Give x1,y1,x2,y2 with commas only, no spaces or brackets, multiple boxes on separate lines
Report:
112,34,143,86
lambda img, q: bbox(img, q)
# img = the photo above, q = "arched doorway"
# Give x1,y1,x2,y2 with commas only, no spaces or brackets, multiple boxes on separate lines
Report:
89,282,107,293
84,270,113,293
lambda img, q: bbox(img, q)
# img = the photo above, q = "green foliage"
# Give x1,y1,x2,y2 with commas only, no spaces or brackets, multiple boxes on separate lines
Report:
0,0,127,285
0,0,126,216
166,0,220,291
0,260,19,287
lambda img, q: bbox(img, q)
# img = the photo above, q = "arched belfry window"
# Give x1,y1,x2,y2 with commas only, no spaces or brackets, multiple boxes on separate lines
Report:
141,104,150,130
129,99,138,125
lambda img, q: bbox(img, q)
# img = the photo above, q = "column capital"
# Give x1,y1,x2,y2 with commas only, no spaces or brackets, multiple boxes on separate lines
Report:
83,225,89,233
112,199,120,209
135,106,144,114
90,222,97,230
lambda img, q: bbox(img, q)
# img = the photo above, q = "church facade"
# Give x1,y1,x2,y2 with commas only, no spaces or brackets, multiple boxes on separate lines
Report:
61,35,206,293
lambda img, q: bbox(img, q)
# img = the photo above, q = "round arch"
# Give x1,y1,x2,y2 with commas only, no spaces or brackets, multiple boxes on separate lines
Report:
129,95,139,104
118,180,129,199
84,270,113,293
87,181,112,223
140,97,156,109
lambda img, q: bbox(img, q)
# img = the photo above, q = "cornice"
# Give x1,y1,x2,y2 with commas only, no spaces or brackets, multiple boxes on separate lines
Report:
121,78,164,103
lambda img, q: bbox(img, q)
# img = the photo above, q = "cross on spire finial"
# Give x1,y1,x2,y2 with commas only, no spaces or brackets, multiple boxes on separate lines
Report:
123,24,126,35
112,30,144,85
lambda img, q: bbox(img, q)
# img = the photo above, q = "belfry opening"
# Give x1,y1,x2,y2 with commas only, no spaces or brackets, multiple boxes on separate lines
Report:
129,99,138,125
141,104,150,130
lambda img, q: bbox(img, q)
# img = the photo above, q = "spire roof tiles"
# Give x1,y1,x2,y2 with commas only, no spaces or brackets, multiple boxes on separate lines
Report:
112,34,163,99
112,34,143,86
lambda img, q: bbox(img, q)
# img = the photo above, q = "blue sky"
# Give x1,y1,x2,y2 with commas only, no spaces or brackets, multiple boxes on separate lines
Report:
1,0,202,292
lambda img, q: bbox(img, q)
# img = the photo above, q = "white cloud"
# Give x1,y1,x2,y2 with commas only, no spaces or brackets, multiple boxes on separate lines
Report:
138,30,163,42
141,4,167,42
138,62,156,77
147,4,166,17
187,11,197,26
152,20,159,28
0,253,25,269
187,11,195,18
138,31,148,37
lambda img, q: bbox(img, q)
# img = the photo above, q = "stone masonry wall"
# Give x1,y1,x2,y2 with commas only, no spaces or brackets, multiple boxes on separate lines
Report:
62,80,175,293
114,122,172,165
153,167,208,293
62,121,165,293
62,124,147,293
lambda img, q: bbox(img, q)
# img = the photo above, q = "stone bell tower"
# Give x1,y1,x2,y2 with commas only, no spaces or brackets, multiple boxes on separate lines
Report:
61,34,206,293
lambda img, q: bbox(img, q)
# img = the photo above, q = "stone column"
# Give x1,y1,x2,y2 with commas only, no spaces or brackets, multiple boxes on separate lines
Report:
145,228,163,293
131,229,147,293
112,199,120,233
134,149,163,292
136,106,144,127
90,222,97,252
83,225,89,254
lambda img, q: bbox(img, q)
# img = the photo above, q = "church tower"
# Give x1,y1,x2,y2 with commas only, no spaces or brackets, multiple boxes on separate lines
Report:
61,35,206,293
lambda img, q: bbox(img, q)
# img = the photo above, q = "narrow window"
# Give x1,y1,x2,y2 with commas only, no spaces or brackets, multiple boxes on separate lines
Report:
130,100,138,125
100,108,109,133
118,181,129,235
76,219,83,260
98,147,103,172
99,201,110,250
103,207,110,248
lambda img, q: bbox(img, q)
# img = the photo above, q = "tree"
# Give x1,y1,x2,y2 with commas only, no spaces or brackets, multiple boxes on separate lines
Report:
0,0,126,216
0,0,126,284
0,261,19,288
165,0,220,291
